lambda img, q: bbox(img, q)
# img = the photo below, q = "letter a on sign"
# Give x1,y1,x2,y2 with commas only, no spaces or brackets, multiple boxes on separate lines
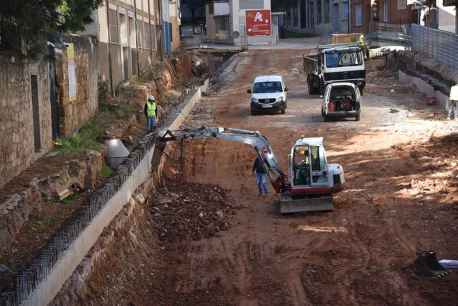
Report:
254,12,263,22
246,10,272,36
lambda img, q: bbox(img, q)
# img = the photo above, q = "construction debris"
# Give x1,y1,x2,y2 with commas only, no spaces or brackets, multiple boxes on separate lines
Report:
151,182,236,242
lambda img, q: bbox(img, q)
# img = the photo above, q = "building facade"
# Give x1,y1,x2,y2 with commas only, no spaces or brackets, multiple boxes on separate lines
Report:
284,0,350,34
351,0,416,33
83,0,180,93
205,0,274,46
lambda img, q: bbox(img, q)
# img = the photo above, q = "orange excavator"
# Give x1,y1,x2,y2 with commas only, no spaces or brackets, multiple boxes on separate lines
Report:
160,126,345,214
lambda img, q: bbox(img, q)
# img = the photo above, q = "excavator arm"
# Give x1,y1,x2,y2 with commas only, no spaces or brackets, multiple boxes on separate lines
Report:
159,126,289,193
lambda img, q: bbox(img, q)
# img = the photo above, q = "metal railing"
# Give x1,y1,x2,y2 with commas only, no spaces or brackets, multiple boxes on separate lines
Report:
408,23,458,71
0,133,157,306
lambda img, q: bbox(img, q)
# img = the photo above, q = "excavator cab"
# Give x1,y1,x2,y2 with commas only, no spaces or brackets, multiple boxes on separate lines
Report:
281,138,337,214
289,138,330,192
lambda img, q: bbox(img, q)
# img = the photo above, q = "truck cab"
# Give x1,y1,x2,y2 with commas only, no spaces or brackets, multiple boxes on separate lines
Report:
306,43,366,95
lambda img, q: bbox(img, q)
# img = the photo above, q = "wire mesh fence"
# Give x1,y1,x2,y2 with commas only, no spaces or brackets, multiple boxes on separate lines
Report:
0,133,157,306
408,24,458,71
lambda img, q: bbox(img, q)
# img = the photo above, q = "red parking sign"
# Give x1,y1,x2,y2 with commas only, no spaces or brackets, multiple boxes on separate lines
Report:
246,10,272,36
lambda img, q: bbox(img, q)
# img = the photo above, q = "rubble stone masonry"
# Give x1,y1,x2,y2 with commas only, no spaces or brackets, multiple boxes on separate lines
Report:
0,56,53,188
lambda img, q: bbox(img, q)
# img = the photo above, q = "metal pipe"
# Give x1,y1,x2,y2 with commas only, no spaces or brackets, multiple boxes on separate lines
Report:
148,0,154,60
105,0,114,96
133,0,141,77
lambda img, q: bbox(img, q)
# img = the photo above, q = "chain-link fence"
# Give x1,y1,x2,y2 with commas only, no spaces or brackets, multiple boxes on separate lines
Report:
408,24,458,71
0,133,157,306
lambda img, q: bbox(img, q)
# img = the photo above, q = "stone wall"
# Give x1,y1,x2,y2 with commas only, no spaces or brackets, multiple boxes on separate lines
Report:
0,56,53,188
58,36,99,136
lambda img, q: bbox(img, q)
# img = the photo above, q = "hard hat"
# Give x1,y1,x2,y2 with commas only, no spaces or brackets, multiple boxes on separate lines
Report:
147,95,156,102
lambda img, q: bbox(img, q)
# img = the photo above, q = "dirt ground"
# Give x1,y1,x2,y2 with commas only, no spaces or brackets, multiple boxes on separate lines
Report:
73,49,458,306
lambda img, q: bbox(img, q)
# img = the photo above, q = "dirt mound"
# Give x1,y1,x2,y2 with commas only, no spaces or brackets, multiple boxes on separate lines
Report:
151,182,236,242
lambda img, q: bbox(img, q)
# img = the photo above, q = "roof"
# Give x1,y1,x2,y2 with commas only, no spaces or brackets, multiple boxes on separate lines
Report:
319,43,360,50
294,137,324,147
254,75,283,83
326,82,358,89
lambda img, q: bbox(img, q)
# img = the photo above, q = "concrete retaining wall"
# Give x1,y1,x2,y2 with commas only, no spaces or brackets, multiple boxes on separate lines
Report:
18,80,208,306
398,70,451,111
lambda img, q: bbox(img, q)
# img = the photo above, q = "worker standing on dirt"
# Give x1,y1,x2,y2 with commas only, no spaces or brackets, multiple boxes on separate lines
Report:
253,155,268,196
144,96,157,131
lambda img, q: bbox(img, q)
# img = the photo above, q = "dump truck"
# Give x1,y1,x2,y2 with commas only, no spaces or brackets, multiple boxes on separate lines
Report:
159,127,345,214
304,43,366,95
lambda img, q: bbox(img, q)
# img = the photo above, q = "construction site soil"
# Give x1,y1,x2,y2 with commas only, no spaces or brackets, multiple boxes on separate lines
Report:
59,50,458,306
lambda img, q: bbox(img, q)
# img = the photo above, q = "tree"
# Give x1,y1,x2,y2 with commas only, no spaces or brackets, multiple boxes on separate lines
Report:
0,0,101,57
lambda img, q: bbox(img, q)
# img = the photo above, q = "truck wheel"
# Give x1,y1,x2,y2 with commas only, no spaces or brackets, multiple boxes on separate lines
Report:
251,109,257,116
281,107,286,114
355,112,360,121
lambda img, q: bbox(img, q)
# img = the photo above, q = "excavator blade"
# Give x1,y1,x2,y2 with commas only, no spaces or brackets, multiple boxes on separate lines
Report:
278,195,334,214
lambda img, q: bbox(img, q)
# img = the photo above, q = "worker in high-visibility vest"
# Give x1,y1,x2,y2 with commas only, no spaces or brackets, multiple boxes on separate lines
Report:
358,34,369,59
144,95,157,131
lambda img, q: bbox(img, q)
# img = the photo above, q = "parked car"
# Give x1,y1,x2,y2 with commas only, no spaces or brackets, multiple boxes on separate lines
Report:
248,75,288,115
321,83,361,121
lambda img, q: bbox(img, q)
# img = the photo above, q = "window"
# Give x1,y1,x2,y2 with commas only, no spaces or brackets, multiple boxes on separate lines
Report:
324,0,330,23
119,13,127,45
253,81,283,94
209,3,214,15
342,2,349,21
31,75,41,152
128,17,134,47
317,0,322,24
311,146,321,171
330,86,356,101
383,0,389,23
355,4,363,26
109,9,120,43
325,50,363,68
239,0,264,10
215,16,230,32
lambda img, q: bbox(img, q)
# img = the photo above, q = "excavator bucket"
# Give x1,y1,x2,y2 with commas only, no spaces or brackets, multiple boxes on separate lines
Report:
414,251,448,278
278,195,334,214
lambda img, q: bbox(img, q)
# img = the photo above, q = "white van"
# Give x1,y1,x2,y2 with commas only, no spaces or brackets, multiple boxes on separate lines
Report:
247,75,288,115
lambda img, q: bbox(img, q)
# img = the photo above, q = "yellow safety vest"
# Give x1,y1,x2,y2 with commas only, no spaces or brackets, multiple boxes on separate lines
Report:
147,101,156,118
